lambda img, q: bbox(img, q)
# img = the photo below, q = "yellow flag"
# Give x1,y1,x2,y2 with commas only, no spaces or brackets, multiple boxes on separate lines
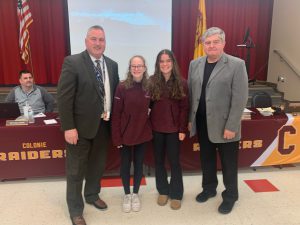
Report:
193,0,207,59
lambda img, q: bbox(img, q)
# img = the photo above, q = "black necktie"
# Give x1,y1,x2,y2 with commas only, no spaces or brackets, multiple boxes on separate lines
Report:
95,59,105,100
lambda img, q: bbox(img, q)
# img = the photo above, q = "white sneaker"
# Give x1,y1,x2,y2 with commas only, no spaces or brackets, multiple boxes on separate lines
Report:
131,193,141,212
123,194,131,213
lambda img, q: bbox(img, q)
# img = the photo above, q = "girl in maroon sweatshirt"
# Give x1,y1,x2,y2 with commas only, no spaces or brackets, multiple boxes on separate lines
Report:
111,55,152,213
149,49,189,210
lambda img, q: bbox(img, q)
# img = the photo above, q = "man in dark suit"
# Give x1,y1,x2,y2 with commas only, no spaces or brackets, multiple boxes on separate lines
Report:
57,25,119,225
188,27,248,214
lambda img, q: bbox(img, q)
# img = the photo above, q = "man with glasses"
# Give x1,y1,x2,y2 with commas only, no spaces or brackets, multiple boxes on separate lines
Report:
188,27,248,214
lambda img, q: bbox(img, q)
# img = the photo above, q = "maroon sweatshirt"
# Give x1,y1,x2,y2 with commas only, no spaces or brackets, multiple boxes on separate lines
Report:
111,82,152,146
150,77,189,133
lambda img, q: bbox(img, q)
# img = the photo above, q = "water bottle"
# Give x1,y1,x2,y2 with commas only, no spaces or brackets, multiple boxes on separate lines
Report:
23,102,30,120
23,102,35,123
27,105,35,123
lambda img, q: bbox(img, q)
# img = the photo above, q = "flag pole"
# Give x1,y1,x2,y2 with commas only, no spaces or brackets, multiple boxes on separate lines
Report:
28,42,34,78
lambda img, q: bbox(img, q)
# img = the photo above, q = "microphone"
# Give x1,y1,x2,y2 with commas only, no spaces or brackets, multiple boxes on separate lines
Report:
243,27,250,43
237,44,247,47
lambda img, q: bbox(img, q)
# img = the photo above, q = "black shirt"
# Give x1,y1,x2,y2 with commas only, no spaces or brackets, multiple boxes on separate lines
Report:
197,60,217,118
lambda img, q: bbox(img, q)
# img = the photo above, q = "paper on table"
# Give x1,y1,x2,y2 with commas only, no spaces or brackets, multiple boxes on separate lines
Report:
257,107,274,116
44,119,57,125
34,112,46,118
244,108,253,113
257,107,275,113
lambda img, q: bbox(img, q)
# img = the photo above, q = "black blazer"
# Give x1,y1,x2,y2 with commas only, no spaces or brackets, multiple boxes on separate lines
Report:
57,50,119,139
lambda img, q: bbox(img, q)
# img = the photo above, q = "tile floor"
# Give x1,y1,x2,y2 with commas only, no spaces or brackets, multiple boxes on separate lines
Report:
1,165,300,225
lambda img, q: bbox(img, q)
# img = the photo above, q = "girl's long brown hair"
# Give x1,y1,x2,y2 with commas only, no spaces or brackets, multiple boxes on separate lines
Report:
149,49,185,100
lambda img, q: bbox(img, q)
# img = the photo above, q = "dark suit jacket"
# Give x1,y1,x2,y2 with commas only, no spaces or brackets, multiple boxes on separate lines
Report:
57,50,119,139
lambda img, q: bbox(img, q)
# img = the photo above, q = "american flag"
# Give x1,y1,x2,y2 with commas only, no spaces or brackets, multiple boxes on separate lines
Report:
17,0,33,64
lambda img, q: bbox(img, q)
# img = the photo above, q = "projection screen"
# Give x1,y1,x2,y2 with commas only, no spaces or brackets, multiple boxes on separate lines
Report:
68,0,172,79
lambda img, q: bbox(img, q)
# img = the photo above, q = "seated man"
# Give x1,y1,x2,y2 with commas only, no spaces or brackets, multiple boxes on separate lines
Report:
5,70,55,114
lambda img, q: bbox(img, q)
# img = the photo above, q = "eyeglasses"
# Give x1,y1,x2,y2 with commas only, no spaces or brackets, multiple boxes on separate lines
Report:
203,40,222,46
130,65,144,69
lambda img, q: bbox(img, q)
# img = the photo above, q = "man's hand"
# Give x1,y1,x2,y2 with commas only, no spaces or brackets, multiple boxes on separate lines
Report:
65,129,79,145
223,129,236,140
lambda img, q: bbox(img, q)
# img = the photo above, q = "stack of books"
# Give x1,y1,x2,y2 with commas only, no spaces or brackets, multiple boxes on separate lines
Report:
242,108,252,120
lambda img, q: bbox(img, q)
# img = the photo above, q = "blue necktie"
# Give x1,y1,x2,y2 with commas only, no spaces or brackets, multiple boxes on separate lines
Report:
95,59,105,100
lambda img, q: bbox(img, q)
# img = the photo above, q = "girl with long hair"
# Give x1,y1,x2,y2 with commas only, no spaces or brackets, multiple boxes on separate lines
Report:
148,49,189,210
111,55,152,213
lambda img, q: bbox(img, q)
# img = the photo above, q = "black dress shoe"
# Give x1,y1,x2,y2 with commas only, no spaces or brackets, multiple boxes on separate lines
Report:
196,191,217,203
218,201,235,214
87,198,108,210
